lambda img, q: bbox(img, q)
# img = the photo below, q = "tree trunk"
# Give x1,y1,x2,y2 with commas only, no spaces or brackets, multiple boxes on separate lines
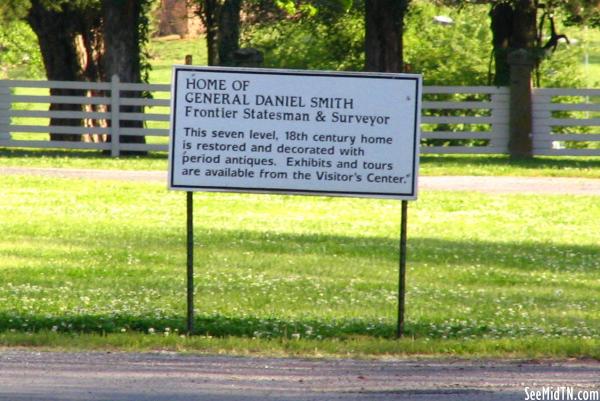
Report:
490,0,537,158
510,0,538,50
197,0,241,66
101,0,146,154
27,0,84,142
508,49,534,158
364,0,409,73
489,3,513,86
217,0,242,66
510,0,537,158
490,0,537,85
157,0,190,37
199,0,220,66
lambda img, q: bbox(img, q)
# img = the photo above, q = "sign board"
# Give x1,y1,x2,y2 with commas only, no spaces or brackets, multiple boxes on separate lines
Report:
169,67,421,199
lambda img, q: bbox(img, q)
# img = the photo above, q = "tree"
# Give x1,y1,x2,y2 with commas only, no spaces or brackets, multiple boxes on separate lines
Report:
489,0,538,87
218,0,243,65
195,0,243,66
486,0,536,156
5,0,152,149
101,0,152,153
26,0,101,142
487,0,599,157
364,0,410,72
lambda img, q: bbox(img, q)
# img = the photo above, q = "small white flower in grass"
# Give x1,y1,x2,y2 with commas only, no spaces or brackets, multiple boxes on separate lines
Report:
148,327,155,334
291,333,301,340
121,328,127,333
51,326,58,332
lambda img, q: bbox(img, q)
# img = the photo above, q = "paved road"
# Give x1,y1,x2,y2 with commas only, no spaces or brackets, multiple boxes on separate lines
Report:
2,167,600,195
1,351,599,401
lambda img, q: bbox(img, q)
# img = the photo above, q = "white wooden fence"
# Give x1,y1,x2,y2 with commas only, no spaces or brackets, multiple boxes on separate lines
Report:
0,77,171,156
421,86,509,154
1,78,599,156
533,88,600,156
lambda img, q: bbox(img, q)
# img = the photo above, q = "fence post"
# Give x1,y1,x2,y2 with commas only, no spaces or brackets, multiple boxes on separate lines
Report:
489,89,510,153
531,89,553,155
110,74,120,157
0,83,10,141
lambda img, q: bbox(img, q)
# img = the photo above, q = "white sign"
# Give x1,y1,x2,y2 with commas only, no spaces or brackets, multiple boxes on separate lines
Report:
169,67,421,199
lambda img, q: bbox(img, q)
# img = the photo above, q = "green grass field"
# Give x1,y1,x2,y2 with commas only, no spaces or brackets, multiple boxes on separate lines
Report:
1,174,598,357
148,37,207,83
1,29,600,359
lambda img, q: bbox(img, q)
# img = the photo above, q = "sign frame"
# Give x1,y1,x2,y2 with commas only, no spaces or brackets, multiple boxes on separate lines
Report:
168,66,422,200
168,64,422,338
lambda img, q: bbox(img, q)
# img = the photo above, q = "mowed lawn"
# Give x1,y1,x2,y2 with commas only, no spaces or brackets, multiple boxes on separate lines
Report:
1,173,599,356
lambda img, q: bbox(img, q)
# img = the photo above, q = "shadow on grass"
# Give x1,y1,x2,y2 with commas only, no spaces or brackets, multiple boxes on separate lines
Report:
0,307,592,340
0,310,526,339
0,311,402,339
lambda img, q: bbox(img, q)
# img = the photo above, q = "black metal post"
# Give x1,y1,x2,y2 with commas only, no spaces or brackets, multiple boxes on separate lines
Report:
186,191,194,335
184,54,195,336
397,200,408,338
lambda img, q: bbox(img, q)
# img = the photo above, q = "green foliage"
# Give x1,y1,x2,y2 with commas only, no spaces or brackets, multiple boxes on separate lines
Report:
554,0,600,27
245,0,593,87
245,1,497,80
536,31,594,88
273,0,353,16
0,20,44,79
404,2,492,85
242,8,364,71
0,0,30,21
274,0,317,16
138,0,156,83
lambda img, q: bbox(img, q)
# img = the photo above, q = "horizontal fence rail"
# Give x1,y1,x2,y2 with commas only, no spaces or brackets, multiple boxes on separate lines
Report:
1,79,599,156
533,88,600,156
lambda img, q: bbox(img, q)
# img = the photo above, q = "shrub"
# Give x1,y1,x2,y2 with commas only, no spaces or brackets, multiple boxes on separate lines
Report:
0,20,44,79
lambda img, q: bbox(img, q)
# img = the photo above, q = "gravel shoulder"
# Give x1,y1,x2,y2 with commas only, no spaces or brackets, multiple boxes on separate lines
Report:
1,350,599,401
2,166,600,195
